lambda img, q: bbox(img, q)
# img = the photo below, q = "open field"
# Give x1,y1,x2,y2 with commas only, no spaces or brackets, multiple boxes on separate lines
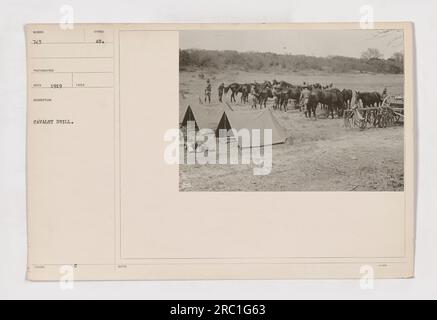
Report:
180,69,404,102
179,70,404,192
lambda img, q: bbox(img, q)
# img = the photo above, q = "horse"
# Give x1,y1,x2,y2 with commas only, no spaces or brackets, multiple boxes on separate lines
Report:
306,91,320,119
281,86,301,112
239,83,252,104
277,80,293,89
355,91,383,108
258,87,273,108
331,88,346,117
313,88,344,119
224,83,242,103
341,89,353,109
260,81,272,90
272,85,283,110
250,93,259,110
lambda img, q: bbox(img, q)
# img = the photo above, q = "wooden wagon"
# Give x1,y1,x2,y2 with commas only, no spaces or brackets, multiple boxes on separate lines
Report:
344,95,404,130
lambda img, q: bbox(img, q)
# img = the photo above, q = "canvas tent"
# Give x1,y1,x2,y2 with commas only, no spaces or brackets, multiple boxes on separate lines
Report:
180,103,231,132
180,103,288,147
216,108,288,147
179,104,190,125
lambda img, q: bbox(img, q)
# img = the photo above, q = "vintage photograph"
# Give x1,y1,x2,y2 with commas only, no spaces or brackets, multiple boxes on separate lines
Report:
179,29,405,192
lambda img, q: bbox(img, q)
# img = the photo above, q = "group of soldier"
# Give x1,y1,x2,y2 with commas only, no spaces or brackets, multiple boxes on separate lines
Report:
202,79,389,123
205,79,327,115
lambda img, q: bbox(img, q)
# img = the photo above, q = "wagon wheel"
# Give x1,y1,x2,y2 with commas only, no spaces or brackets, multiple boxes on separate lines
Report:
364,110,370,124
378,112,385,128
386,108,396,127
351,114,367,130
358,118,367,130
372,109,380,127
364,109,374,126
379,111,389,128
376,112,384,128
368,110,378,127
390,109,398,126
385,111,393,127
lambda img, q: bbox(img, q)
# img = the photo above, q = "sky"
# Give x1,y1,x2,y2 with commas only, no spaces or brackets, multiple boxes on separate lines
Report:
180,29,404,59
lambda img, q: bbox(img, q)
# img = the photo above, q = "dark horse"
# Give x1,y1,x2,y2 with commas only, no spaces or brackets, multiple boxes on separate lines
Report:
224,83,242,103
258,87,273,108
312,88,344,119
327,88,345,118
306,91,320,119
239,83,252,104
354,91,383,108
341,89,353,109
252,82,273,108
278,86,301,112
272,81,301,112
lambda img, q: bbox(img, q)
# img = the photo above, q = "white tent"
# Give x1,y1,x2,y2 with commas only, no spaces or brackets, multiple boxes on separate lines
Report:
180,103,232,131
216,108,288,147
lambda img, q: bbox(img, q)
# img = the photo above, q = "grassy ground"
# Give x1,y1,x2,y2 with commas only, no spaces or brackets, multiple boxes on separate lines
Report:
179,70,404,192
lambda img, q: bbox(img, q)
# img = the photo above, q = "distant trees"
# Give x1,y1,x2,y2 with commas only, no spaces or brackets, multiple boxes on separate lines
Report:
179,49,404,74
361,48,384,60
391,52,404,65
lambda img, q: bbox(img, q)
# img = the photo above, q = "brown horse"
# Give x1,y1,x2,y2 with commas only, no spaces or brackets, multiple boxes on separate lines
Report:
341,89,353,108
355,91,383,108
306,91,320,119
275,86,301,112
258,87,273,108
239,83,252,104
224,83,242,103
312,88,344,119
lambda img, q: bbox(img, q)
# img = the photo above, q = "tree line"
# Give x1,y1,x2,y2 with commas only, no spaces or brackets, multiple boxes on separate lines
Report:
179,49,404,74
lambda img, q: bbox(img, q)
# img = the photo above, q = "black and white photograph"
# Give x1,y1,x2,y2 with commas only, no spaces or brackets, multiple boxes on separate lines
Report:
179,29,405,192
3,0,437,301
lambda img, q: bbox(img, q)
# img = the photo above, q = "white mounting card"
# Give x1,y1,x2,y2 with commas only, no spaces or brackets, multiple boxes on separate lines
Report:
26,23,415,280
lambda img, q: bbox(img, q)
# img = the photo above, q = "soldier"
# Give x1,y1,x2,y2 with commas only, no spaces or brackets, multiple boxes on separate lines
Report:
218,83,225,102
300,86,311,117
204,79,212,103
249,85,259,109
